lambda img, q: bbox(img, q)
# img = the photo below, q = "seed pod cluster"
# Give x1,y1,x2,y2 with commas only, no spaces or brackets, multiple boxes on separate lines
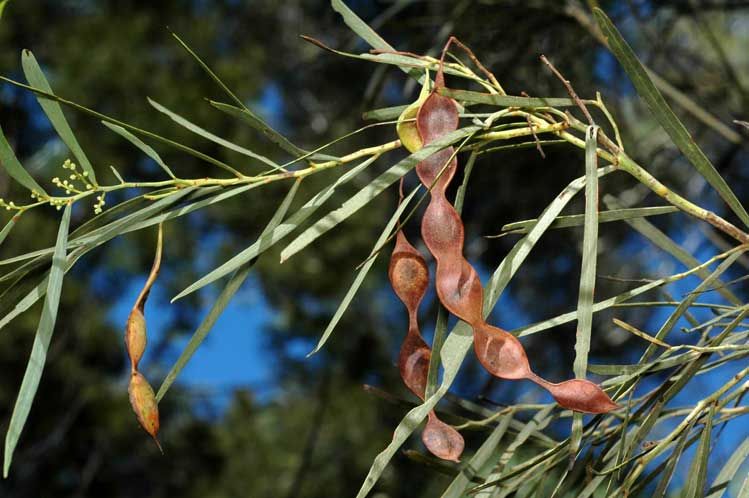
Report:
390,40,616,441
125,224,164,452
389,185,465,462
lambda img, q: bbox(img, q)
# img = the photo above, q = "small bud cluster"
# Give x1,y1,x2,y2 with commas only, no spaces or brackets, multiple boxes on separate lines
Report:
0,198,19,211
52,159,93,195
93,192,106,214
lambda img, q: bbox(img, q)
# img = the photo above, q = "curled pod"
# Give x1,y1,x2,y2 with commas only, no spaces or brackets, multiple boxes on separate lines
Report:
388,190,465,461
409,39,616,415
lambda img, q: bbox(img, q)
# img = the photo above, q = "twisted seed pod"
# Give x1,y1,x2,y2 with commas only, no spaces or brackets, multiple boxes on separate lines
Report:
389,187,464,462
410,44,616,415
124,223,164,451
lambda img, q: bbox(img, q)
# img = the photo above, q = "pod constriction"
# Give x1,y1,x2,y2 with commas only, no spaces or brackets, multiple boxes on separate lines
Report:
388,182,465,462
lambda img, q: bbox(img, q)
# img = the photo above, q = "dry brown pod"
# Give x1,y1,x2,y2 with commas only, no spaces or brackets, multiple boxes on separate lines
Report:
389,185,465,462
407,38,617,415
125,223,165,451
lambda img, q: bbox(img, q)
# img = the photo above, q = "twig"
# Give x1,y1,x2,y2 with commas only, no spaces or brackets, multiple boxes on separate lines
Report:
540,54,595,125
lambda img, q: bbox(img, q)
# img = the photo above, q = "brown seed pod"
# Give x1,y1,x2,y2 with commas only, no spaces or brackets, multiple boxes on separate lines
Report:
125,307,147,372
388,185,465,462
124,223,165,451
128,371,162,452
407,39,617,415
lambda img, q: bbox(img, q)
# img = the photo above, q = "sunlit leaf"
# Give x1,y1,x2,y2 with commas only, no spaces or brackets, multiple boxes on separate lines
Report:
3,203,70,477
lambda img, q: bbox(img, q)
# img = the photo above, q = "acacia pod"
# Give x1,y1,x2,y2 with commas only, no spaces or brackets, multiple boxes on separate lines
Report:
534,377,618,414
128,371,163,452
422,411,464,462
125,307,147,371
407,41,616,415
124,223,165,450
397,100,425,153
396,70,431,153
388,231,429,312
472,323,531,380
388,189,465,461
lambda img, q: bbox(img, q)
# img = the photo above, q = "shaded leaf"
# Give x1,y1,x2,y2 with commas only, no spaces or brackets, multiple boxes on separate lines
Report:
594,7,749,228
21,50,97,184
494,206,678,235
707,436,749,498
440,88,576,108
0,126,47,195
0,212,22,247
102,121,175,178
147,97,282,172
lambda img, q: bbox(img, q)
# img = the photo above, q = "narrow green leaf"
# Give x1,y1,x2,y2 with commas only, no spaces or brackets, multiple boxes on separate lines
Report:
3,203,70,477
209,100,314,159
280,126,479,262
653,416,699,498
495,206,678,235
1,74,246,178
354,164,616,498
594,7,749,228
0,126,47,195
571,126,600,460
102,121,175,178
441,409,514,498
0,0,10,20
440,88,576,108
308,185,419,356
683,403,716,498
157,179,301,401
147,98,283,172
172,154,380,302
603,194,742,306
21,51,97,184
475,406,556,495
706,437,749,498
329,0,429,86
0,191,195,333
738,470,749,498
0,213,21,247
362,105,408,122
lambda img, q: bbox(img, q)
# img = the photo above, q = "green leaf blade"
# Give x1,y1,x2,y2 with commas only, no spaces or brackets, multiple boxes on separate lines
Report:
280,126,479,262
147,97,282,172
308,185,419,356
21,51,97,184
102,121,175,178
594,7,749,228
156,179,301,401
571,126,600,459
172,154,380,301
3,202,71,477
0,126,47,196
